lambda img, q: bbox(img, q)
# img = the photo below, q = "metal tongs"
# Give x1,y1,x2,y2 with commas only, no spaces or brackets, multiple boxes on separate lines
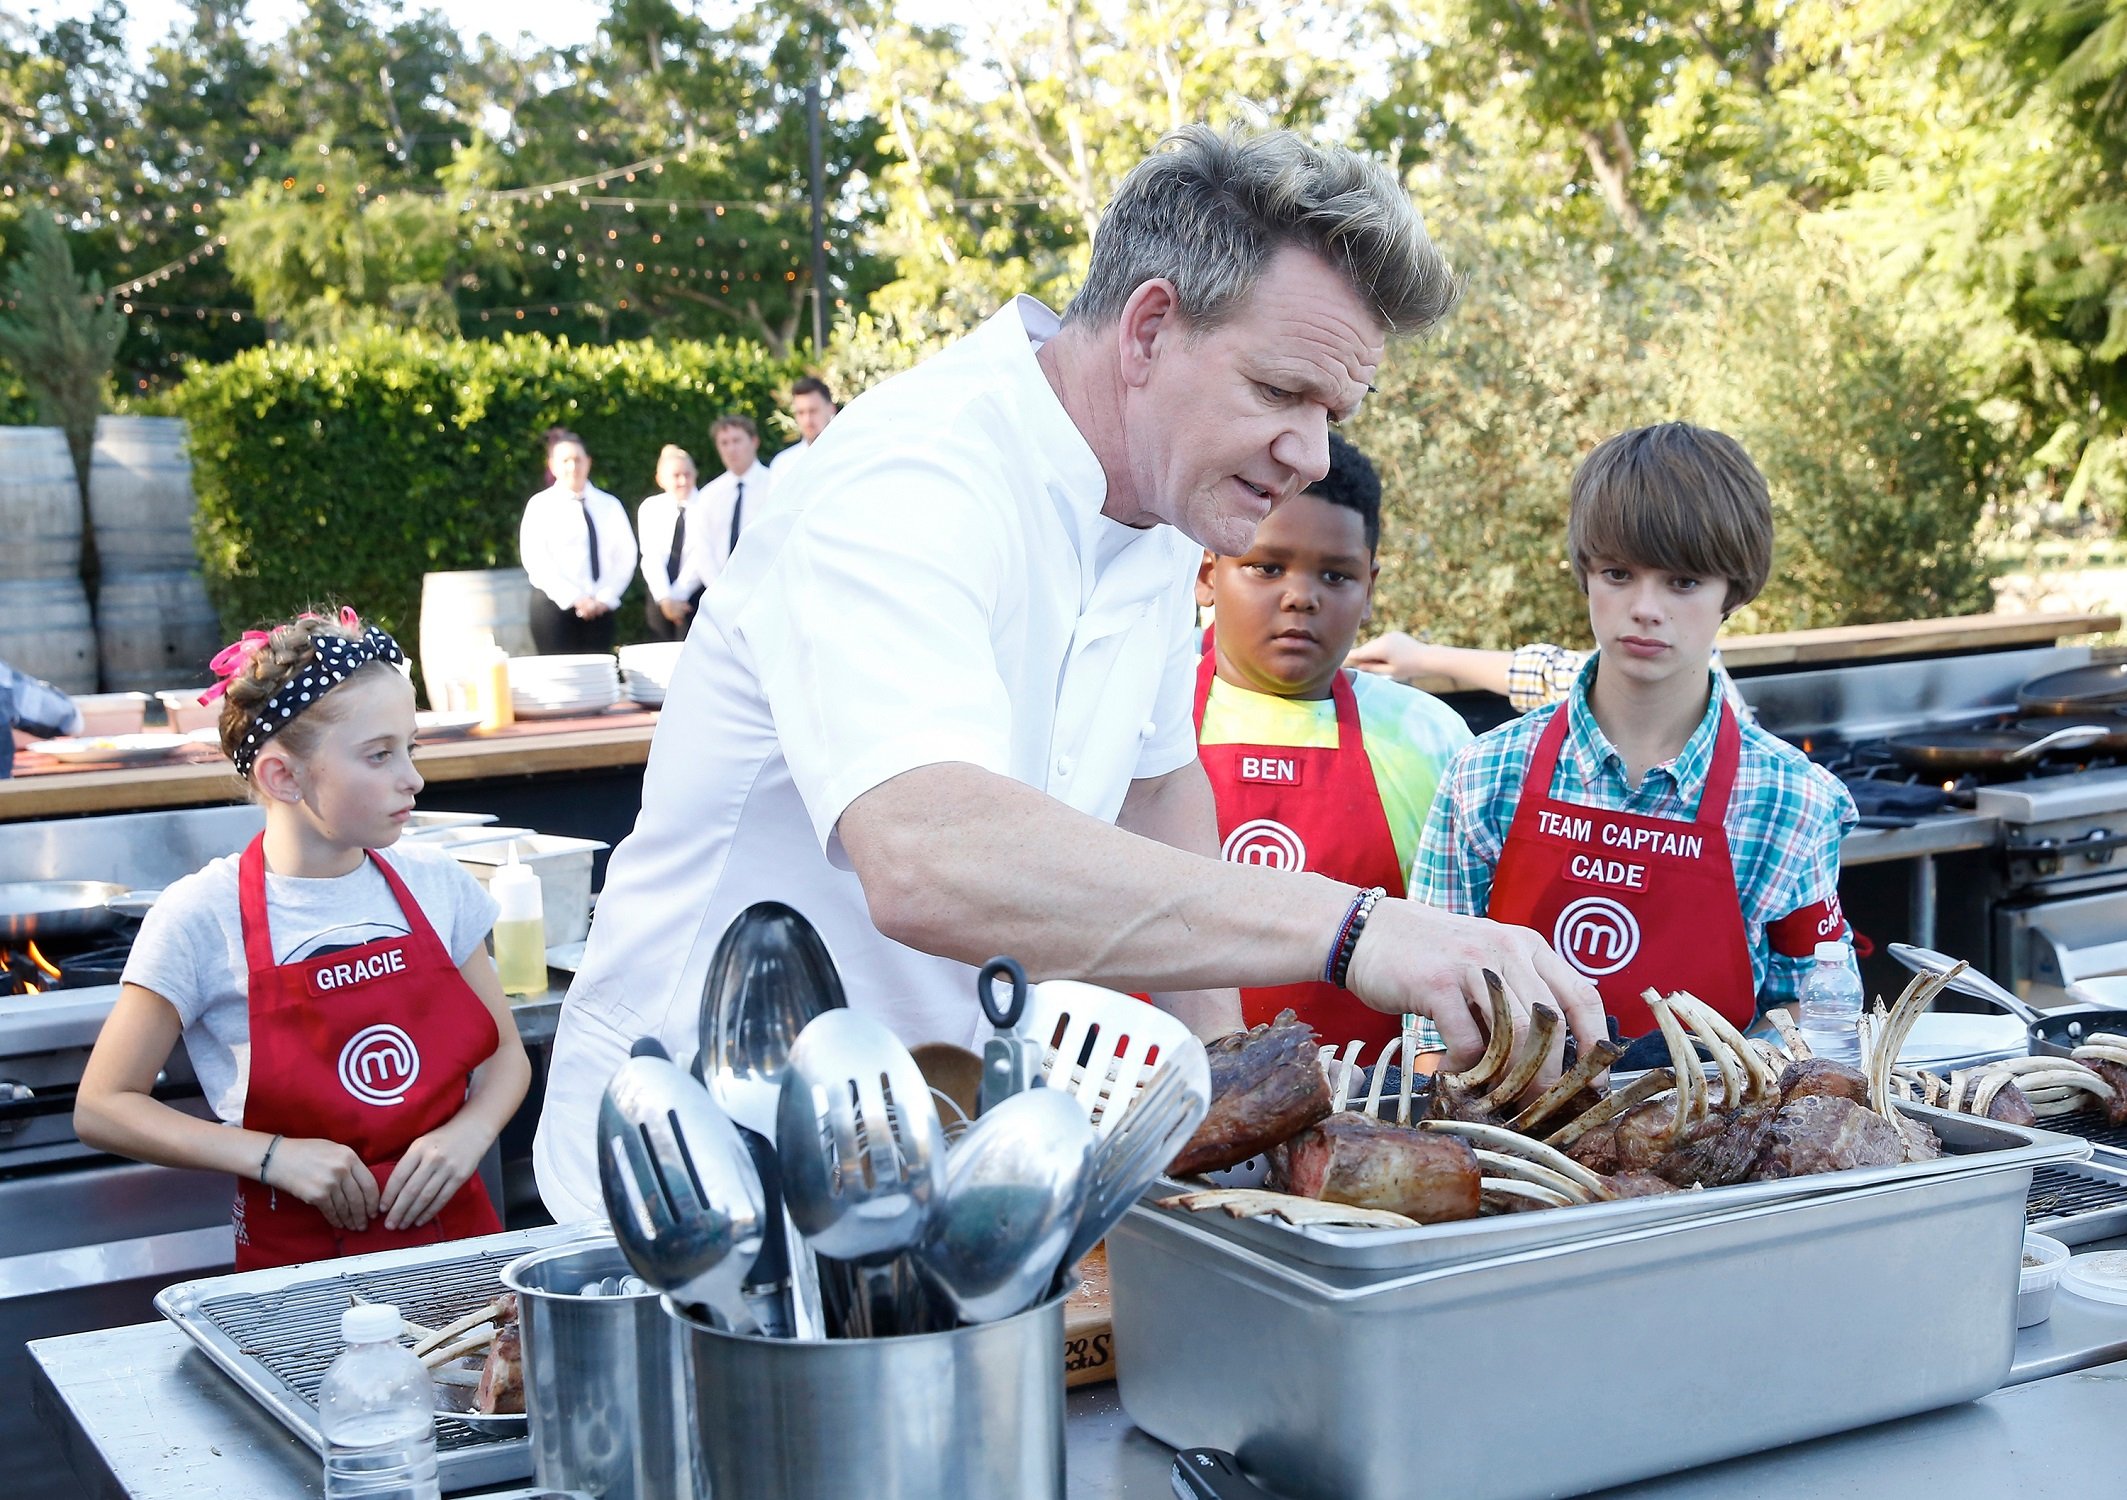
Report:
976,955,1042,1116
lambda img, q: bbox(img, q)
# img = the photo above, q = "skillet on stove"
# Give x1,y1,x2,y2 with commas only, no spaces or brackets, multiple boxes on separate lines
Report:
1882,722,2108,773
2019,661,2127,717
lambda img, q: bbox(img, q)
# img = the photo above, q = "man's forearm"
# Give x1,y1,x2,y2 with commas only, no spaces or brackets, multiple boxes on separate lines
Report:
842,761,1351,995
1115,761,1247,1036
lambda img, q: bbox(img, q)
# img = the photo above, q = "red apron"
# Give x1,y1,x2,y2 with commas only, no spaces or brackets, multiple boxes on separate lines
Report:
232,836,502,1270
1486,699,1756,1039
1193,644,1409,1047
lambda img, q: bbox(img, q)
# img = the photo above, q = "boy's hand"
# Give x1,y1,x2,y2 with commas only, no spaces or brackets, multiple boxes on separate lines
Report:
380,1121,491,1230
1343,900,1604,1085
269,1138,381,1232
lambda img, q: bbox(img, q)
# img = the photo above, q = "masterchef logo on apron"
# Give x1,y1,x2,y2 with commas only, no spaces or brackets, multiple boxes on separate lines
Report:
337,1023,422,1106
1221,817,1307,871
1553,895,1641,976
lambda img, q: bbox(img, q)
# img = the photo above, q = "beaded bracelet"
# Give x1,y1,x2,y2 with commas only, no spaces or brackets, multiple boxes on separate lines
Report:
1325,886,1388,989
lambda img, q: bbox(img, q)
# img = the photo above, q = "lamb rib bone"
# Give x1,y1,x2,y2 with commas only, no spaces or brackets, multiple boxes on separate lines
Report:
1545,1068,1677,1150
1419,1117,1614,1201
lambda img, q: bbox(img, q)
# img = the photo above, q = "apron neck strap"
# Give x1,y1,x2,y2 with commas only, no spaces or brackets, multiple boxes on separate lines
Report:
1523,683,1739,823
1193,634,1361,741
237,837,416,973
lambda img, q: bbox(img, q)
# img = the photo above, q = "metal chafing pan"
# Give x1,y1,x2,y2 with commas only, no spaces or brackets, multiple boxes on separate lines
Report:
1154,1101,2078,1275
0,880,127,940
155,1223,592,1492
1112,1105,2085,1500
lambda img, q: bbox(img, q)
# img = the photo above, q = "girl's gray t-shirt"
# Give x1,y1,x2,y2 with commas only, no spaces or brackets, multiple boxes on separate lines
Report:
122,842,500,1124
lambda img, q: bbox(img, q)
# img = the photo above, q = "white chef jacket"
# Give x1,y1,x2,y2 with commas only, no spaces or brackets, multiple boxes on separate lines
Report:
636,489,715,604
770,439,810,476
534,297,1202,1222
518,482,637,612
689,462,771,577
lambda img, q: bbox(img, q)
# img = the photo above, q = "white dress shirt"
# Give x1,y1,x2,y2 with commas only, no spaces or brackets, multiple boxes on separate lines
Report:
692,462,771,576
534,297,1201,1221
637,489,715,603
519,482,638,612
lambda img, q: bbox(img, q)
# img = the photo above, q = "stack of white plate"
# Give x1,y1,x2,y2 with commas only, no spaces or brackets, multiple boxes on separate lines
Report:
508,654,620,720
616,642,683,708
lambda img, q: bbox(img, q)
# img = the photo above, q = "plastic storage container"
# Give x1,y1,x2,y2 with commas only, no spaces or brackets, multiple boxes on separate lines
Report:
319,1303,442,1500
1798,939,1865,1066
451,834,606,947
2020,1232,2071,1326
2060,1248,2127,1307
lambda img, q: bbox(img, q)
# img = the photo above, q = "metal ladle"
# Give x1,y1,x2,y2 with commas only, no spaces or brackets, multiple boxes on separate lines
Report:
918,1086,1095,1324
777,1009,946,1337
597,1038,767,1334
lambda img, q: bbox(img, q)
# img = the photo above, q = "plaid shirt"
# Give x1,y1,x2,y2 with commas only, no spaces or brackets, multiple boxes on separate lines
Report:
1507,642,1752,719
1413,655,1856,1011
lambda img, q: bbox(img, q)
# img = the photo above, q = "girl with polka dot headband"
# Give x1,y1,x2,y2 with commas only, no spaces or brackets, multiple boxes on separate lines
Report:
73,605,530,1270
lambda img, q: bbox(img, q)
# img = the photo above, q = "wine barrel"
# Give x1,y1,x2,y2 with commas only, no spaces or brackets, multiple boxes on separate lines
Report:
0,577,96,694
0,427,84,581
419,568,536,710
95,570,222,693
88,416,198,573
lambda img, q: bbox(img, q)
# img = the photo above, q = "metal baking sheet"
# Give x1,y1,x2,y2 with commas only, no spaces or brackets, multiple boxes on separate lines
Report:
1154,1104,2087,1276
2027,1157,2127,1244
155,1223,593,1493
1113,1133,2058,1500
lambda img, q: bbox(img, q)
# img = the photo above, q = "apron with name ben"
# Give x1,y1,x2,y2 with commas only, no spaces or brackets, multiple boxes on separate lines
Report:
1193,645,1409,1047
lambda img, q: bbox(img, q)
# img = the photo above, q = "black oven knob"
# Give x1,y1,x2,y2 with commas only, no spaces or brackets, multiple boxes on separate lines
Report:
2081,829,2116,865
0,1080,31,1139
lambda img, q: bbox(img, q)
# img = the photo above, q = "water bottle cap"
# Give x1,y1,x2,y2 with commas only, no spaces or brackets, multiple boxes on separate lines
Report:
341,1303,403,1345
1813,940,1849,964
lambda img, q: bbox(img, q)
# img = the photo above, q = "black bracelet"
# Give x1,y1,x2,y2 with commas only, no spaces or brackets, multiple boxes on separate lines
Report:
1325,886,1387,989
259,1132,284,1187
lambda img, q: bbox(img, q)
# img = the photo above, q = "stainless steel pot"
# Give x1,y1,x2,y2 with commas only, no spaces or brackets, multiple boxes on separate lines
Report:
501,1237,696,1500
670,1289,1067,1500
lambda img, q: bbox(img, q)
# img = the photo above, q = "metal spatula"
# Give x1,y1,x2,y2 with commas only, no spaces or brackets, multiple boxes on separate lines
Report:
597,1037,767,1334
1021,980,1200,1136
1055,1034,1210,1280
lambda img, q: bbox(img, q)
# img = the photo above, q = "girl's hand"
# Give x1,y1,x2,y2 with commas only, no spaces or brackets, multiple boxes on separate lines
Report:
1346,630,1427,678
268,1139,381,1232
380,1121,490,1230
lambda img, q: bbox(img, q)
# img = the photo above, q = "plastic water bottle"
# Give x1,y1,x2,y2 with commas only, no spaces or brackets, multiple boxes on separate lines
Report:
1798,940,1865,1068
320,1304,441,1500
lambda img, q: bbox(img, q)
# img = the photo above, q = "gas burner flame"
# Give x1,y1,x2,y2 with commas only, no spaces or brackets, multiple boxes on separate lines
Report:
25,940,58,981
2,941,62,997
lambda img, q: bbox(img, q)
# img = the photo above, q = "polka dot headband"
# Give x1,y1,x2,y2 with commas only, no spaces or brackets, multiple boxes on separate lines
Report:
217,619,406,780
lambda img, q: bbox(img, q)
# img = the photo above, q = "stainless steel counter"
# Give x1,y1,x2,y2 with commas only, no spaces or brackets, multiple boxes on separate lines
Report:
29,1307,2127,1500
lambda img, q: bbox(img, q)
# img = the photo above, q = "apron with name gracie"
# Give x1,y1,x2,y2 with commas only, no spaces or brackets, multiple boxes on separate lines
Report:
232,836,502,1270
1193,645,1409,1047
1486,701,1756,1040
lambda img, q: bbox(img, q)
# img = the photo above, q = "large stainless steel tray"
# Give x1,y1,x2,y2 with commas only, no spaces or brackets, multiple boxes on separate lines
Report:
1112,1105,2086,1500
155,1223,592,1494
1154,1104,2087,1276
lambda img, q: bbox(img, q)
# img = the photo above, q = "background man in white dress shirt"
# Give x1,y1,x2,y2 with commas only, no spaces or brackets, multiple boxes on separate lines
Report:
517,427,638,655
772,376,838,476
535,126,1601,1222
696,415,771,580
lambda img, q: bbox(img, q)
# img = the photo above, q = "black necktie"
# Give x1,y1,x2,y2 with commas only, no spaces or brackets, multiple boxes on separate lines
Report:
667,503,687,587
728,477,745,552
580,498,600,585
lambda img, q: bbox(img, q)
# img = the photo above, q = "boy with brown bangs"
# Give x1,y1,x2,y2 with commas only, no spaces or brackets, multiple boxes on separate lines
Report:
1412,422,1857,1049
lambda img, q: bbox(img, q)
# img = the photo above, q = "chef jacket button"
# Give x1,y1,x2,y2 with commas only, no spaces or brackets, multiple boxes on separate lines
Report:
1140,720,1157,740
1055,754,1075,778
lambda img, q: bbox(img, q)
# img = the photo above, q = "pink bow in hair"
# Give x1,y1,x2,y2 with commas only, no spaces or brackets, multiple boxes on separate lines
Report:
198,631,270,704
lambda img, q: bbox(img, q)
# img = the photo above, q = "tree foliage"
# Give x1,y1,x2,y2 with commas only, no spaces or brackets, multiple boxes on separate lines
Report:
0,211,126,486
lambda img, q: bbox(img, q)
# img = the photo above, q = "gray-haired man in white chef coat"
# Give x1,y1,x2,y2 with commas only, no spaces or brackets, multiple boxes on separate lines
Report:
535,126,1602,1223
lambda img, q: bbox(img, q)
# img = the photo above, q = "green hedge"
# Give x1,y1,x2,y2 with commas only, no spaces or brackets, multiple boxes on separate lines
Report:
172,331,799,655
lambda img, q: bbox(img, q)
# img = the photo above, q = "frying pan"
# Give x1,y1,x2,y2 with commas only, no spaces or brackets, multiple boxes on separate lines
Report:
1888,943,2127,1061
0,881,127,941
2013,715,2127,755
1882,723,2107,773
2019,661,2127,717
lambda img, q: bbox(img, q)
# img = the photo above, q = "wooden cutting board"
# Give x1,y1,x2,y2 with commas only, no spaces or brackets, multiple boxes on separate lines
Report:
1063,1244,1116,1387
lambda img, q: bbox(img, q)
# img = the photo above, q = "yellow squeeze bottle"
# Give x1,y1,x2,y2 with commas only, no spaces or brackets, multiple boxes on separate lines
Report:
477,644,514,733
490,847,546,998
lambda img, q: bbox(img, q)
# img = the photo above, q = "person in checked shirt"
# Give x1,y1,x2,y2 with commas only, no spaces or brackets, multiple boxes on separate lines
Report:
1411,423,1857,1061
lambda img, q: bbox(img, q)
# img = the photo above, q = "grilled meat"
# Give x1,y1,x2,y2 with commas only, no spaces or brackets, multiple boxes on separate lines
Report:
1778,1057,1870,1106
1274,1111,1482,1223
472,1295,523,1416
1750,1094,1904,1179
1169,1010,1334,1177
